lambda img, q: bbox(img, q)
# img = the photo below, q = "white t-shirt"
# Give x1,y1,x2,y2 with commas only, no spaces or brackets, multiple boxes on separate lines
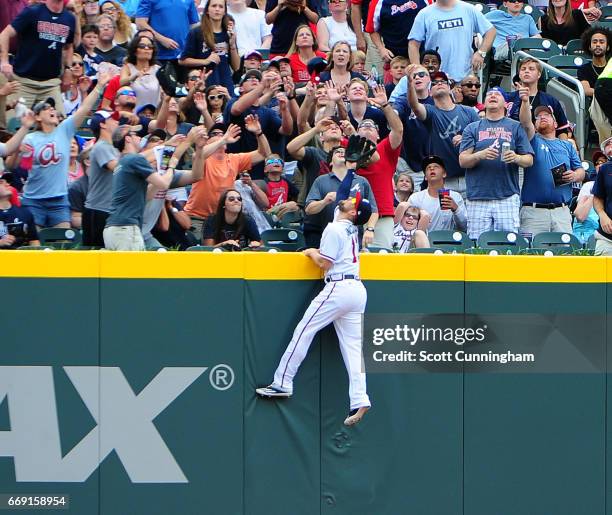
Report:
322,17,357,51
408,188,467,232
319,219,360,276
392,224,416,253
227,7,272,56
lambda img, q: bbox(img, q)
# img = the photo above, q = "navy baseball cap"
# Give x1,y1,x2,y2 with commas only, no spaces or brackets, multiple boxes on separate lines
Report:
422,155,445,170
351,193,372,226
485,86,507,100
88,110,121,133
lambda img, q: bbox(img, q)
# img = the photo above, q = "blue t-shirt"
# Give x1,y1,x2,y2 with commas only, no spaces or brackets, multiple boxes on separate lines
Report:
22,118,76,200
591,162,612,239
408,1,493,81
394,95,434,172
521,134,582,204
460,117,533,200
484,10,539,50
424,103,479,178
77,46,105,77
106,153,154,227
181,28,235,94
136,0,199,60
11,4,75,81
506,91,569,132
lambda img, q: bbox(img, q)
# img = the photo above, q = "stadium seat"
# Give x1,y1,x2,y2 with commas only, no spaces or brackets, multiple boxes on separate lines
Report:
477,231,529,254
186,245,225,252
17,246,54,250
593,20,612,30
406,247,445,254
427,230,474,252
586,234,596,250
466,1,489,14
599,5,612,22
513,38,561,60
261,228,305,251
531,231,581,253
362,246,393,254
279,210,303,228
38,228,82,249
547,55,590,77
565,39,584,56
6,117,21,134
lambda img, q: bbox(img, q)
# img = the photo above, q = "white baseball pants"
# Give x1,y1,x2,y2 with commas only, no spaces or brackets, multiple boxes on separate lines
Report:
272,279,371,410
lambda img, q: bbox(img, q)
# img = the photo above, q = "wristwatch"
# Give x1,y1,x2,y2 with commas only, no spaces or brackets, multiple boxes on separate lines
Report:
365,227,375,233
477,50,487,58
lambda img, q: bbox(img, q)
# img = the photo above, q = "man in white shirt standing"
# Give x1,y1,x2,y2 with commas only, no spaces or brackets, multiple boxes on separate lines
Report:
227,0,272,56
256,136,375,427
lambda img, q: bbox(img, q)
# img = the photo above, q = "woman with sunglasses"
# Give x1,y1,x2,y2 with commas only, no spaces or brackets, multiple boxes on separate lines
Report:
197,85,230,128
392,205,429,252
202,189,262,249
100,0,136,48
120,35,161,110
316,0,357,52
61,53,92,116
179,0,240,93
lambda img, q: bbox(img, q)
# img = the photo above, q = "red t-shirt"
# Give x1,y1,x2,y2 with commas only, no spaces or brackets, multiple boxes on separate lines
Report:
103,75,121,110
289,51,327,83
357,137,401,217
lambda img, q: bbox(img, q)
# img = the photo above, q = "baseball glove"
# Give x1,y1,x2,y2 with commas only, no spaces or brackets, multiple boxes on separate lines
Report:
345,135,376,169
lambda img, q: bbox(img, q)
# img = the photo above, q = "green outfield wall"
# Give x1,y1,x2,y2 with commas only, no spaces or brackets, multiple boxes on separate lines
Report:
0,252,610,515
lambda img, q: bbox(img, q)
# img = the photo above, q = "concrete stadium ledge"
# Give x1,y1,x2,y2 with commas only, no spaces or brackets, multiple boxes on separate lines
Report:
0,251,610,282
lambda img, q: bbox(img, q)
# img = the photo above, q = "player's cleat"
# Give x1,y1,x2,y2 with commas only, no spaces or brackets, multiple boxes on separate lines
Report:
344,406,369,426
255,385,292,398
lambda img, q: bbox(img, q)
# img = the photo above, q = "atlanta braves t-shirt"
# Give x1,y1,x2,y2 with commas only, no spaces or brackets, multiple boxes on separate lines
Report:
460,117,533,200
22,118,76,200
424,103,479,178
11,4,75,81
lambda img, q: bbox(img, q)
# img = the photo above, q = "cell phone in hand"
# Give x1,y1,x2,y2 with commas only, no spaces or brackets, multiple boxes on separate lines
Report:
7,222,25,238
551,163,568,187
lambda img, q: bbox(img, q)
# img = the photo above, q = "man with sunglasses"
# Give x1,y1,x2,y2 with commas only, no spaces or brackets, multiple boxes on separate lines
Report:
459,87,533,239
391,65,433,189
485,0,540,62
0,0,76,116
458,75,484,111
408,66,479,197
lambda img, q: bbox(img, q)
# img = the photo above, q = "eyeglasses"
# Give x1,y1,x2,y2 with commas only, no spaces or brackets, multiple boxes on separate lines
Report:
404,213,419,220
431,80,448,86
102,5,117,11
209,131,224,137
227,196,242,202
137,44,154,50
506,0,523,3
71,62,83,67
187,75,200,81
462,82,481,89
208,94,223,100
412,71,428,79
118,90,136,97
98,24,113,29
330,0,346,3
266,158,283,166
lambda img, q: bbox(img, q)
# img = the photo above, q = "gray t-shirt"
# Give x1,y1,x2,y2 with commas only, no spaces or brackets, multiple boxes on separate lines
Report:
305,172,378,232
85,140,119,212
141,171,185,245
106,153,154,227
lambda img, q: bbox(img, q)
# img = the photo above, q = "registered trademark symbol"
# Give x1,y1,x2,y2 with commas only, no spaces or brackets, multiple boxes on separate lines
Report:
209,364,235,391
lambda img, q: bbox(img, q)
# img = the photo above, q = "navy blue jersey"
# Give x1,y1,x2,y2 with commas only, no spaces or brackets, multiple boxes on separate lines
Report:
367,0,427,57
11,4,75,81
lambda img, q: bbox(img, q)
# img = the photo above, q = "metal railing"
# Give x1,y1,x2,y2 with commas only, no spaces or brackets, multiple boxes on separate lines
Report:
511,50,588,156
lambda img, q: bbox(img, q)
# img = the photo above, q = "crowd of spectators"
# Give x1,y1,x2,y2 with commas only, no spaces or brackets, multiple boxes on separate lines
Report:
0,0,611,254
